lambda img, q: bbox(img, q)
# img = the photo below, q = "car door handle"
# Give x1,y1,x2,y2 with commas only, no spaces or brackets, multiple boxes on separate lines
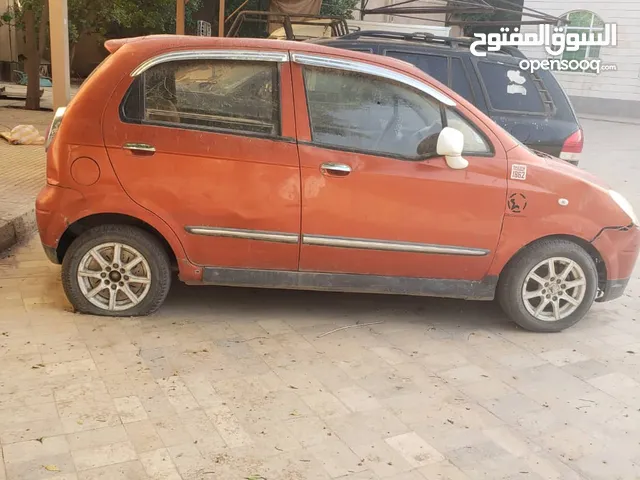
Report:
320,162,351,177
123,143,156,153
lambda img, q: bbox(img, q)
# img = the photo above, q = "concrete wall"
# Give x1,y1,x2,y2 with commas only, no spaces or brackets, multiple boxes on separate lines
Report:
0,0,19,63
519,0,640,118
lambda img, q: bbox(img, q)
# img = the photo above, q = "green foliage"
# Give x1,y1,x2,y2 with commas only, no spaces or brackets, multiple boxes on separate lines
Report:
1,9,13,24
320,0,359,19
67,0,115,44
2,0,205,46
108,0,204,37
0,0,47,31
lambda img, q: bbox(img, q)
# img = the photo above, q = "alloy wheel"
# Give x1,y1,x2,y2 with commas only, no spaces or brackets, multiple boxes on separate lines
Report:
521,256,587,322
77,242,152,311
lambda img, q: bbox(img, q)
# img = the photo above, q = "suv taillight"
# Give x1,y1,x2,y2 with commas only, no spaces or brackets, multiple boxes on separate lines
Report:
559,128,583,163
44,106,66,151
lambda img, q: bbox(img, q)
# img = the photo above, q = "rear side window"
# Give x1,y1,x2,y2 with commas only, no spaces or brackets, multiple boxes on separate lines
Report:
451,58,474,103
384,51,448,85
477,62,545,113
122,59,280,136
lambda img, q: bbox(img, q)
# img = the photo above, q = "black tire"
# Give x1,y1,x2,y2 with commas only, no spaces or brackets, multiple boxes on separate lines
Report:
497,239,598,332
62,225,171,316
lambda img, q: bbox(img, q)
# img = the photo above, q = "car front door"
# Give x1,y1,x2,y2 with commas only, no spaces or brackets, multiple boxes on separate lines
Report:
103,51,301,271
290,54,508,281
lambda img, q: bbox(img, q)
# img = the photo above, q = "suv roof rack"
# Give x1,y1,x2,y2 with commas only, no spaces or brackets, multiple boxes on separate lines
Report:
338,30,526,59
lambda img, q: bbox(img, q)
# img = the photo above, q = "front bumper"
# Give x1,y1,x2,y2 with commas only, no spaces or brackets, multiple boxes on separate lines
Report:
592,224,640,303
597,278,630,302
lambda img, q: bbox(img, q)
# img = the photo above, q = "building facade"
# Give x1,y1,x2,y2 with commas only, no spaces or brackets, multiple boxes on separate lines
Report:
518,0,640,118
0,0,18,63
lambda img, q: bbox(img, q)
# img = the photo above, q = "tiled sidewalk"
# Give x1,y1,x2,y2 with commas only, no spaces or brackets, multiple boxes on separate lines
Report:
0,107,50,252
1,236,640,480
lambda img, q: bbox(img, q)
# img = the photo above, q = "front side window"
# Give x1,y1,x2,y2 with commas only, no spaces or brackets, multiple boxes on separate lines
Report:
303,66,443,159
445,109,491,155
124,59,280,136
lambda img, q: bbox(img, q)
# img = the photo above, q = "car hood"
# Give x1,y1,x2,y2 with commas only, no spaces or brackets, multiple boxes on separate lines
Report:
512,144,610,192
542,153,610,191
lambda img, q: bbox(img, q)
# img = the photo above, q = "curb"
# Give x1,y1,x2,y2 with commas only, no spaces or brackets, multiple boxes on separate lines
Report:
0,207,37,254
579,114,640,126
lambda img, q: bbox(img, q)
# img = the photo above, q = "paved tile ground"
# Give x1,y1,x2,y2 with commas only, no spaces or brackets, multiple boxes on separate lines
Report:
0,117,639,480
0,106,50,250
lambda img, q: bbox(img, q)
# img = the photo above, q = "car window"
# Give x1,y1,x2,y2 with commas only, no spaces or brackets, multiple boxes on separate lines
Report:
384,51,448,85
477,61,545,113
127,60,280,136
451,58,475,103
445,109,491,155
302,66,443,159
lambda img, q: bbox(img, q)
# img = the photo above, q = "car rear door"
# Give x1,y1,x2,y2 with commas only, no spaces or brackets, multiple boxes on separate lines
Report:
102,51,301,271
471,58,579,157
290,53,508,282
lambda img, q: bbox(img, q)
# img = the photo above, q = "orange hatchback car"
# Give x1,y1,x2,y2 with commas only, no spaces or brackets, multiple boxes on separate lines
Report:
37,36,639,332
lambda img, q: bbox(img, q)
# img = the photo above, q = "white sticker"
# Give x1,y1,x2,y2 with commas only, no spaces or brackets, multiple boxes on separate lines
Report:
507,70,528,95
507,84,527,96
507,70,527,85
511,164,527,180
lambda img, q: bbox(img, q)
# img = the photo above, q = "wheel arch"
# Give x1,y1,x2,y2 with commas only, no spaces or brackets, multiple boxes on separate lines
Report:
56,213,177,270
498,234,607,292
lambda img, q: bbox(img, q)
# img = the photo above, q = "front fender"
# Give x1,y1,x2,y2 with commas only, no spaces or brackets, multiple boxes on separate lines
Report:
487,215,602,277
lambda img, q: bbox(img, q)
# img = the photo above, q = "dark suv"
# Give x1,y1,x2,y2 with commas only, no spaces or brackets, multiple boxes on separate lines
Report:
313,31,584,165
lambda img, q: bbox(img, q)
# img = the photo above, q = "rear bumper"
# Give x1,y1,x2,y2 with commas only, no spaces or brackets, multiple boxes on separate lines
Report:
592,225,640,302
42,243,60,264
36,184,85,263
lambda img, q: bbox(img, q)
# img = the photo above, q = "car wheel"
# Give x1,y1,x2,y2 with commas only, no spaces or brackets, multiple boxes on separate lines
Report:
497,239,598,332
61,225,171,316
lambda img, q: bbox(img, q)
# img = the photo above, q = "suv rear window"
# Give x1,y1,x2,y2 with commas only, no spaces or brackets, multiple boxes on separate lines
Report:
477,62,545,113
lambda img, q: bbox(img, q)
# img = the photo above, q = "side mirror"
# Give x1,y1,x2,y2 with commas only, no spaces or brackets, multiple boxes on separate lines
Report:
437,127,469,170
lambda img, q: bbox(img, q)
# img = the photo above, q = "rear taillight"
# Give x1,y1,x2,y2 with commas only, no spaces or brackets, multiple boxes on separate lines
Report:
44,106,66,151
559,128,583,163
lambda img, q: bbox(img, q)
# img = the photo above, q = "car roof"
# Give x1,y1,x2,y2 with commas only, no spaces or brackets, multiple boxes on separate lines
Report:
105,35,430,75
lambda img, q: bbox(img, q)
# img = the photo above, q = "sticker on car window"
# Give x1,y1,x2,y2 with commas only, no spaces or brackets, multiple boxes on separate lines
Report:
507,70,527,96
511,164,527,180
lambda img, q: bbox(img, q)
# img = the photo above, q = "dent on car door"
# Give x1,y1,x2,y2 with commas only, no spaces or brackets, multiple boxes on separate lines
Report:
102,54,302,270
290,55,508,281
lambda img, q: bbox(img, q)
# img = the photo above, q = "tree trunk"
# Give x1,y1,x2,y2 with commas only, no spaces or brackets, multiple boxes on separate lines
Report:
23,8,41,110
69,42,77,74
38,0,49,58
